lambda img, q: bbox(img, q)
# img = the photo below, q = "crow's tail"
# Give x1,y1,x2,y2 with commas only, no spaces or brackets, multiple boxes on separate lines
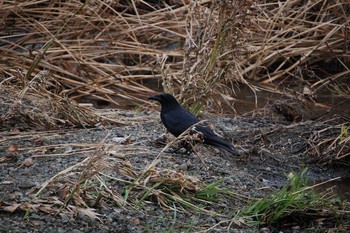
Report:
205,136,240,156
194,125,240,156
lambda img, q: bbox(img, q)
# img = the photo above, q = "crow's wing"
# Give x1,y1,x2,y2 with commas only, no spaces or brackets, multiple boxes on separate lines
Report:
161,106,200,137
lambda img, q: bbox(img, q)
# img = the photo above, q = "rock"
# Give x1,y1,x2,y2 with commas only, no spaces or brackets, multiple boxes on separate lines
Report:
260,227,270,233
262,178,269,184
178,163,188,171
292,225,301,232
186,160,193,168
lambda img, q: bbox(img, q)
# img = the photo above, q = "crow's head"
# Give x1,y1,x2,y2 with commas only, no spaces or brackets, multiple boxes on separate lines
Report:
148,93,180,110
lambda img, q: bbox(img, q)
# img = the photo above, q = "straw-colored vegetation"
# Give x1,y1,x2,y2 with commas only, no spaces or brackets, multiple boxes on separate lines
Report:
27,142,233,219
308,119,350,166
1,0,348,108
0,70,106,129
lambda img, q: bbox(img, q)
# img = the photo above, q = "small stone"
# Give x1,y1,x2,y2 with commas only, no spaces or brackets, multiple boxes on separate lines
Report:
262,178,269,183
260,227,270,233
30,213,41,220
21,197,30,202
265,167,271,171
14,192,23,200
178,163,187,171
61,218,69,224
186,160,193,168
292,225,300,232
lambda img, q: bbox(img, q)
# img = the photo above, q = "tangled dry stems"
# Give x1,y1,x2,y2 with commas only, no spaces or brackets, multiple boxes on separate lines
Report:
0,0,348,112
25,129,223,220
0,71,109,129
308,117,350,165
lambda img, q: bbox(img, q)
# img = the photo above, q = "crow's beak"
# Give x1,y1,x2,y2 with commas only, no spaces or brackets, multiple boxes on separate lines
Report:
148,95,161,101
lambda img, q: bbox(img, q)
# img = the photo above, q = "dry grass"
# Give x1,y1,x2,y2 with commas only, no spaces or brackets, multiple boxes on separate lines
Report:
19,140,227,220
3,126,230,220
0,0,188,106
1,0,348,113
308,117,350,165
0,70,117,129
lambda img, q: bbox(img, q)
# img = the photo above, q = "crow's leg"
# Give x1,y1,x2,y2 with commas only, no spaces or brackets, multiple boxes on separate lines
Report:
165,141,194,154
181,141,195,154
165,146,183,153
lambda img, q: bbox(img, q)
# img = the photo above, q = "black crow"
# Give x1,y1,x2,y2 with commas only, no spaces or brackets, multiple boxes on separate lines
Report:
149,93,239,156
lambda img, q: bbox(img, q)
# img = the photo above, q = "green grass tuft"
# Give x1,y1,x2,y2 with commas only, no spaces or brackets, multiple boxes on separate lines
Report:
238,168,342,226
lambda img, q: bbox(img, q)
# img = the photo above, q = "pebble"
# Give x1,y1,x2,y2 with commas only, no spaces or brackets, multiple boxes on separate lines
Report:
57,228,65,233
61,218,69,224
262,178,269,184
14,192,23,200
112,221,119,227
72,230,82,233
292,225,301,232
30,213,41,220
260,227,270,233
186,160,193,168
21,197,30,202
178,163,188,171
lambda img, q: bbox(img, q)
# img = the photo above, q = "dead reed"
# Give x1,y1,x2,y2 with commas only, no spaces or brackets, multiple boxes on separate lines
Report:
0,0,348,112
308,116,350,165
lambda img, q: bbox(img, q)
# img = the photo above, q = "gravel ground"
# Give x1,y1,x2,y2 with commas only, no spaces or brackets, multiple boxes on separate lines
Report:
1,109,349,232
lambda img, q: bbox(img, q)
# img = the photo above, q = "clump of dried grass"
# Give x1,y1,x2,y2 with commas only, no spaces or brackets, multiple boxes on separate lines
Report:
0,71,110,129
15,129,231,219
162,0,350,113
161,0,256,113
20,150,217,220
308,117,350,166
